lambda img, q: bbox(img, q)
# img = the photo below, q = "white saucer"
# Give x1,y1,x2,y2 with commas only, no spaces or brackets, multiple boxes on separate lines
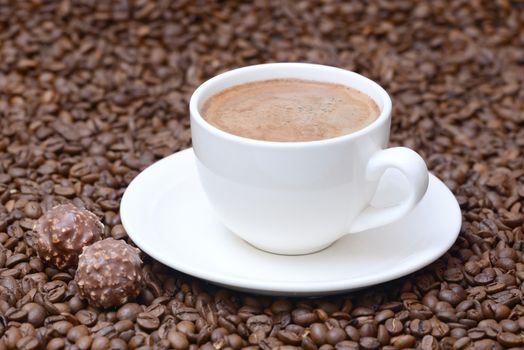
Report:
120,149,461,296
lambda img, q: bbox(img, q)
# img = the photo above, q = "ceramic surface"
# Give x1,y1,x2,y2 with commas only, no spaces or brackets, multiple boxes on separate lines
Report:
190,63,429,254
121,149,461,296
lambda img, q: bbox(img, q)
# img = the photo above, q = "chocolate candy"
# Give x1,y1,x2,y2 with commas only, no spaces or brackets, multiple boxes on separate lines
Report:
33,204,103,270
75,238,143,308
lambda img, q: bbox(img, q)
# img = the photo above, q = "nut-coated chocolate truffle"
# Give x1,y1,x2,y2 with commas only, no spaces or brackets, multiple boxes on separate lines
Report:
75,238,143,308
33,203,103,269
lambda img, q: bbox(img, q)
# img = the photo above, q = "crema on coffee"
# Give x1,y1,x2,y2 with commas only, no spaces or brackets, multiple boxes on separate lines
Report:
201,79,380,142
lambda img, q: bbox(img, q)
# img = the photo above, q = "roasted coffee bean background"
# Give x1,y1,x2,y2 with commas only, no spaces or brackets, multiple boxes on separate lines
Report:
1,1,524,349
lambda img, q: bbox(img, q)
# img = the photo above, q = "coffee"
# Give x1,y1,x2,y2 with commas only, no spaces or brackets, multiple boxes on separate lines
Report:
201,79,380,142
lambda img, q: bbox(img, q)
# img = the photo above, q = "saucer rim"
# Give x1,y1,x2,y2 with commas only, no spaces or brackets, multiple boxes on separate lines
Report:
121,148,461,295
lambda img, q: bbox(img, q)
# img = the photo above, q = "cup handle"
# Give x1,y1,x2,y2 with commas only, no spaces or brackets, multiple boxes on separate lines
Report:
348,147,429,233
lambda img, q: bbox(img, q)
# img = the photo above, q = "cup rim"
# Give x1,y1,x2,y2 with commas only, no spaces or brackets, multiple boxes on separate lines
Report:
189,63,392,148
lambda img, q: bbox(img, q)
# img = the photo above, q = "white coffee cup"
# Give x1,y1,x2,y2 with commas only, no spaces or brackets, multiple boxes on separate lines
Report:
190,63,429,255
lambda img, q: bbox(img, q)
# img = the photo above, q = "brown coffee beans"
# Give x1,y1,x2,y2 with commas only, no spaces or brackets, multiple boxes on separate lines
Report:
1,1,524,349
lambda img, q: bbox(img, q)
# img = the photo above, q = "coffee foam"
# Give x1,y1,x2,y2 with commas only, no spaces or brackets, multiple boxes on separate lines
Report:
201,79,380,142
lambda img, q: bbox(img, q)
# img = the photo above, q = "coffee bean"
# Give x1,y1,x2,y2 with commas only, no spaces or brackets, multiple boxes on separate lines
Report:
450,328,468,339
391,334,416,348
444,268,463,283
456,300,474,313
492,289,521,308
67,325,89,343
285,324,304,336
211,327,228,343
478,319,501,335
136,313,160,331
120,330,134,343
438,289,463,306
6,253,28,268
431,318,450,338
16,336,39,350
246,315,272,334
291,309,318,326
317,346,334,350
410,318,432,336
173,306,200,322
273,311,292,330
109,338,127,350
114,320,134,333
68,296,85,314
23,202,42,219
473,339,504,350
517,316,524,330
454,336,472,349
298,336,315,350
196,324,213,345
467,327,486,340
359,337,380,350
248,329,265,345
436,310,457,323
497,332,523,347
92,324,116,339
176,320,196,335
462,320,479,333
500,319,519,333
494,304,511,320
277,330,301,346
376,324,389,345
199,343,215,350
475,273,495,285
271,300,293,314
420,335,438,350
91,336,110,350
227,334,243,349
46,337,65,350
4,327,22,349
359,322,377,338
334,340,359,350
351,307,374,317
259,336,283,349
75,335,92,350
343,325,359,342
385,318,403,335
238,305,259,320
6,308,27,322
128,335,146,349
495,274,515,287
466,308,483,322
117,303,143,321
465,261,482,276
310,323,328,345
326,328,346,345
111,225,127,240
74,309,96,327
312,309,327,322
375,309,394,324
52,321,73,336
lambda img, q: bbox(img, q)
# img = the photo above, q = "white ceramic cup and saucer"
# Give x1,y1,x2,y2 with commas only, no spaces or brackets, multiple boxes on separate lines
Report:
191,63,429,255
120,63,461,295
